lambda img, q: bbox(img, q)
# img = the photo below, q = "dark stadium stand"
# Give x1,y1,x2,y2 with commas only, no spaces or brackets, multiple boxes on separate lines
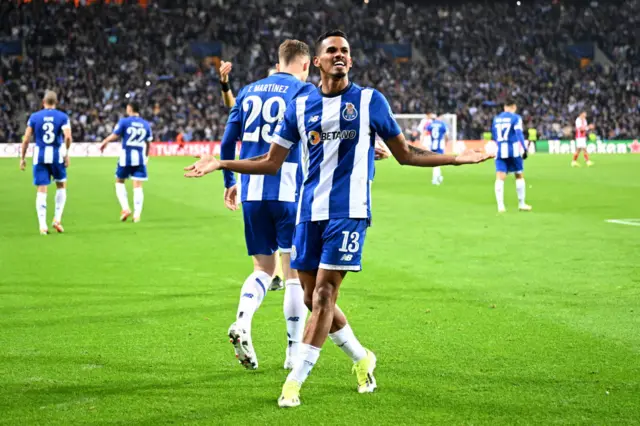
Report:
0,0,638,143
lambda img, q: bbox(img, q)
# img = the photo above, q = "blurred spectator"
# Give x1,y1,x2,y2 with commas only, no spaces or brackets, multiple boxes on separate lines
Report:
0,0,638,142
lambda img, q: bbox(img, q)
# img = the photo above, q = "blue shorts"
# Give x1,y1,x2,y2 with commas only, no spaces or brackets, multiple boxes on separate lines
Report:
291,218,369,272
33,163,67,186
242,200,297,256
116,165,148,180
495,157,524,174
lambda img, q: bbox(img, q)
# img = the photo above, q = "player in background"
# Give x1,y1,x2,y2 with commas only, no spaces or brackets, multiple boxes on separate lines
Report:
184,30,491,407
20,90,72,234
491,98,532,213
572,111,594,167
425,114,449,185
219,60,278,109
218,40,315,371
98,102,152,223
416,112,433,148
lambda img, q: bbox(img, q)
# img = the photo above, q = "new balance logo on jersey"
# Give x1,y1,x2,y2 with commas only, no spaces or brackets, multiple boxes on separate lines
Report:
242,293,254,299
309,115,320,123
340,254,354,261
287,316,300,322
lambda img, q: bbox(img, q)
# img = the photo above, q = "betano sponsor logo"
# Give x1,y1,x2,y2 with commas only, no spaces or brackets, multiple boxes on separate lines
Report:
307,130,357,145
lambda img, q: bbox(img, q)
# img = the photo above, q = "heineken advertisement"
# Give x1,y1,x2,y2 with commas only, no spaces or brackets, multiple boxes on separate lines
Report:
536,139,640,154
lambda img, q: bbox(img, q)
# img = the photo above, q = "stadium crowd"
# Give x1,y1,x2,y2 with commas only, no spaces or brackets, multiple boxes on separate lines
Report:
0,0,638,143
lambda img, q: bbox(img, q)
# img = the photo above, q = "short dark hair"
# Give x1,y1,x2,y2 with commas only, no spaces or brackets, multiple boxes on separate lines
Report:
278,39,310,66
504,97,516,107
315,30,348,54
128,101,141,113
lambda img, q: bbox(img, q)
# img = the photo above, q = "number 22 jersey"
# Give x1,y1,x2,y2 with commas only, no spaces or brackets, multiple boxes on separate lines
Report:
112,116,153,167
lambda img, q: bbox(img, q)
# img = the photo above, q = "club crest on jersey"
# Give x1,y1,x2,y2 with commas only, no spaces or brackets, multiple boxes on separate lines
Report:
342,102,358,121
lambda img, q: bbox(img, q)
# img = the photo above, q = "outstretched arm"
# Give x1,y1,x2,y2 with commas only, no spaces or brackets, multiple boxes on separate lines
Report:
385,133,491,166
184,142,289,178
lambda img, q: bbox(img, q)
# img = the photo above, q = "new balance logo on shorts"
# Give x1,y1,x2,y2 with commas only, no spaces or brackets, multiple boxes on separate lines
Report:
242,293,254,299
287,316,300,322
340,254,353,262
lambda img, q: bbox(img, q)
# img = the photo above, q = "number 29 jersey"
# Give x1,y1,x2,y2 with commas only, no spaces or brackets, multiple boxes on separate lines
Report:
112,116,153,167
225,73,315,203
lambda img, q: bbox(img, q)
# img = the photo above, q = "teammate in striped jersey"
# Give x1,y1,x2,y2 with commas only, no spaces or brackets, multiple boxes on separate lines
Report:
491,98,532,213
219,60,287,292
425,114,449,185
218,40,315,371
184,30,491,407
99,102,152,223
20,90,72,235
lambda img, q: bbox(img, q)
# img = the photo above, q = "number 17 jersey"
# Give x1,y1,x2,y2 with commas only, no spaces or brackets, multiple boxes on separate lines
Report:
224,73,315,203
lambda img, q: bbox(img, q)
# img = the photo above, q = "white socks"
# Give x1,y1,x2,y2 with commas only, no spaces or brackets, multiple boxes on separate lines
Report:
329,323,367,362
236,270,271,332
284,279,307,360
432,167,442,184
516,178,526,207
36,192,47,229
133,187,144,218
54,189,66,222
495,179,505,210
287,344,321,384
115,183,130,211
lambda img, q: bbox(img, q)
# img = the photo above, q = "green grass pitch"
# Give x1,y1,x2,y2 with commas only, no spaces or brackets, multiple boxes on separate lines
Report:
1,155,639,425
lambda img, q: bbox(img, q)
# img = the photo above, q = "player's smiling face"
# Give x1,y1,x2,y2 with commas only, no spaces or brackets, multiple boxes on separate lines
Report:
314,36,352,78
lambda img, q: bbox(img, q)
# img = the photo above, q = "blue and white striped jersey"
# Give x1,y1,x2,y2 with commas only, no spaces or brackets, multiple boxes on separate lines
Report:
426,119,448,152
272,82,402,224
491,111,526,159
113,116,153,167
27,109,71,165
221,73,315,203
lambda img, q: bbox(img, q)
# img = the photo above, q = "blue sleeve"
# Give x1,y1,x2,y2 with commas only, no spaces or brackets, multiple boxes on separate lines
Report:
220,120,242,188
113,118,125,137
369,90,402,141
491,120,497,142
227,87,247,125
27,114,34,128
514,116,526,150
271,100,300,149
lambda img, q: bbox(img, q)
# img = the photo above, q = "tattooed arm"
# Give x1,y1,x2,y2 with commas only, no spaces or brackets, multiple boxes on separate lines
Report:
385,133,491,167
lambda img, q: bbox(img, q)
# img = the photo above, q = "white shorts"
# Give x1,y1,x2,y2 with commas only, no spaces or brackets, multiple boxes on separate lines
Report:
576,137,587,149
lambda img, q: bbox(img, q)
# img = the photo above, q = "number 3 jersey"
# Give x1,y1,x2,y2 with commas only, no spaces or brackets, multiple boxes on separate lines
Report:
27,109,71,165
220,73,315,203
112,116,153,166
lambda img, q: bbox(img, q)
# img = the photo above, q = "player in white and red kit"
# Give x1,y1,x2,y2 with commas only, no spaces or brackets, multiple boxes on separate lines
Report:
572,111,594,167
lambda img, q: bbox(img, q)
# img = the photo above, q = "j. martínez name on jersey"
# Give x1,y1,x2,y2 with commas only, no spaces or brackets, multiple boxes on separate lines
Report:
248,84,289,93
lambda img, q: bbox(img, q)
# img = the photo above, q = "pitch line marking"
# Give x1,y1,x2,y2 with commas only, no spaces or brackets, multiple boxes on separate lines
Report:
605,219,640,227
